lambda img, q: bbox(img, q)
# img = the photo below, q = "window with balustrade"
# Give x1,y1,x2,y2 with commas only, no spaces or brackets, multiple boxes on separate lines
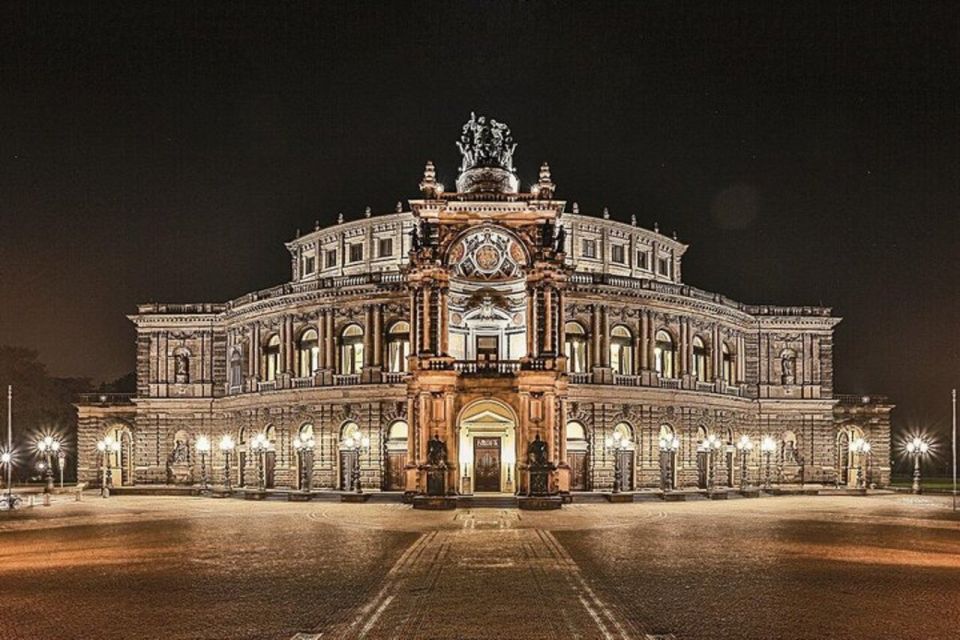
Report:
654,329,675,378
610,325,634,375
564,322,589,373
387,321,410,373
263,335,281,382
692,336,708,380
339,324,364,375
297,329,320,378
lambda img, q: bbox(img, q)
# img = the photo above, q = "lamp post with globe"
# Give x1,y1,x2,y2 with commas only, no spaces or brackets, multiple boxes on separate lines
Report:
36,435,62,493
219,435,235,493
906,436,931,494
96,436,121,497
195,435,211,492
760,436,777,491
604,431,628,494
850,438,871,489
343,434,370,494
658,434,680,492
701,434,722,492
736,435,754,491
293,433,315,492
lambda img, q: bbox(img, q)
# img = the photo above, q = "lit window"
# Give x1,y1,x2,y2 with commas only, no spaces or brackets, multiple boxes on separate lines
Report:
692,336,708,380
582,239,597,259
610,325,633,375
378,238,393,258
654,330,675,378
349,244,363,263
722,342,735,382
263,335,281,382
325,249,337,268
564,322,589,373
297,329,320,378
611,244,625,264
229,348,243,387
386,321,410,373
339,324,364,375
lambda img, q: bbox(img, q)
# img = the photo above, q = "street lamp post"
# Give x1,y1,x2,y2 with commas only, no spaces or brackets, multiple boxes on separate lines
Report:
57,452,65,489
195,435,210,492
96,436,120,497
250,433,272,492
604,431,627,494
701,434,722,492
343,434,370,494
906,436,931,494
0,451,14,509
736,435,754,491
761,436,776,491
219,435,235,493
850,438,871,489
36,436,62,494
293,433,315,492
658,434,680,492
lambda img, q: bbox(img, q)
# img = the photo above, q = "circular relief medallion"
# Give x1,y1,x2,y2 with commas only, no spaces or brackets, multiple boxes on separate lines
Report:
474,244,501,272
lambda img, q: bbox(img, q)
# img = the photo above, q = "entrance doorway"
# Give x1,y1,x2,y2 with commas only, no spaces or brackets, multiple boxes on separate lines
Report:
474,438,501,491
458,399,517,494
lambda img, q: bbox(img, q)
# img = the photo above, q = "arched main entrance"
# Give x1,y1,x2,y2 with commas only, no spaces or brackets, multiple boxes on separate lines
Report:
104,423,134,487
458,399,517,494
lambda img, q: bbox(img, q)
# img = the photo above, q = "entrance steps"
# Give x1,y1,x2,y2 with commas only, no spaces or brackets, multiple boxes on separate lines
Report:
456,494,518,508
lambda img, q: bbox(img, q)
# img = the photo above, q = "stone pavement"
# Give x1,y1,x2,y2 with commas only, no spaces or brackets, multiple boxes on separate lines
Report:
0,493,958,639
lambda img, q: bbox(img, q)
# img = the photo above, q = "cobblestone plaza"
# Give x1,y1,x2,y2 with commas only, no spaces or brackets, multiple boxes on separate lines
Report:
1,494,957,639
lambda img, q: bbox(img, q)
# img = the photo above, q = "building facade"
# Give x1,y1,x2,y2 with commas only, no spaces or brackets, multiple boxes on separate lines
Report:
77,115,893,495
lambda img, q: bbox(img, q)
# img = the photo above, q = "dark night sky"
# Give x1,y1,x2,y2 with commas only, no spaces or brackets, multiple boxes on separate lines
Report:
1,2,957,438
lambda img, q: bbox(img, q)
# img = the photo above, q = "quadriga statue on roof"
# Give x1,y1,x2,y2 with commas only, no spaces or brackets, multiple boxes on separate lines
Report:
457,112,517,172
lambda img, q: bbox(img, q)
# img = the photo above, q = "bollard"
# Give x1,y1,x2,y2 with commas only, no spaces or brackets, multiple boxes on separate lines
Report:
76,491,83,502
43,494,51,507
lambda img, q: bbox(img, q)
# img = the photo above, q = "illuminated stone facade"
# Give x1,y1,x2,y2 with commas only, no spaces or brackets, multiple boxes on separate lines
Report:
76,116,893,495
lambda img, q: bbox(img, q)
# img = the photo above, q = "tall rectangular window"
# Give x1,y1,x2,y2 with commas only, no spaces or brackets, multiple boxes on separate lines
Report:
637,250,648,270
582,239,597,259
378,237,393,258
349,243,363,263
611,244,625,264
658,257,670,276
325,249,337,268
301,253,316,277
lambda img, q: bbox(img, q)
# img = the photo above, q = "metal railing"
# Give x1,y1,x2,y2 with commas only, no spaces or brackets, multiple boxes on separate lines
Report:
76,393,135,406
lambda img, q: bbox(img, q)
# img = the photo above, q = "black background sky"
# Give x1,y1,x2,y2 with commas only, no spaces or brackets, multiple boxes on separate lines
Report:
1,2,957,439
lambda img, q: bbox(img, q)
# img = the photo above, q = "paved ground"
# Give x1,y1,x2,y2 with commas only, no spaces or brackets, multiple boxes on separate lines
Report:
0,494,957,639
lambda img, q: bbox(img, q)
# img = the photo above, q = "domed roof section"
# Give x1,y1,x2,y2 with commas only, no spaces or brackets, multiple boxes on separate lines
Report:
455,112,520,195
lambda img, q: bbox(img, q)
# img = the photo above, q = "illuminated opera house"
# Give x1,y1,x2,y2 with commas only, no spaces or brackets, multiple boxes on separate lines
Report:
77,114,892,501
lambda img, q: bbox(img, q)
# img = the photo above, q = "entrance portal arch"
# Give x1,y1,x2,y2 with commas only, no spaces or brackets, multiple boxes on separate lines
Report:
457,399,517,494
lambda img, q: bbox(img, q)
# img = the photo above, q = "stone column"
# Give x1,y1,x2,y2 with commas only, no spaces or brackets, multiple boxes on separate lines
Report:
363,306,374,368
543,286,554,354
600,306,610,367
530,286,539,357
421,283,432,354
373,304,383,367
408,289,418,362
325,311,335,373
438,286,449,355
647,311,656,371
591,305,601,367
317,310,326,370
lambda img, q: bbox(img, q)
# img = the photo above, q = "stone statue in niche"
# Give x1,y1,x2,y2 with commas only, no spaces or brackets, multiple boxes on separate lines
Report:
169,439,189,464
555,225,566,253
427,433,447,467
780,350,796,385
527,434,549,468
174,351,190,384
166,439,191,484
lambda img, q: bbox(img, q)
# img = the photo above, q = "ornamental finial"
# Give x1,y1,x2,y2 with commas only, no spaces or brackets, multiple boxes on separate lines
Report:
654,221,659,233
534,161,556,199
396,201,403,213
419,161,443,198
364,206,372,218
631,214,637,226
572,202,579,214
337,212,344,224
603,207,610,220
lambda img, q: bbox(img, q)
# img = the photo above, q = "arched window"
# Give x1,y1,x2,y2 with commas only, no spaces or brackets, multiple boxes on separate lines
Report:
564,322,589,373
297,329,320,378
263,335,281,382
722,342,735,382
610,326,634,375
229,348,243,388
386,321,410,373
658,424,676,443
340,421,361,445
692,336,708,381
340,324,364,375
654,330,675,378
566,421,587,443
386,420,408,449
298,423,314,442
613,422,634,447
